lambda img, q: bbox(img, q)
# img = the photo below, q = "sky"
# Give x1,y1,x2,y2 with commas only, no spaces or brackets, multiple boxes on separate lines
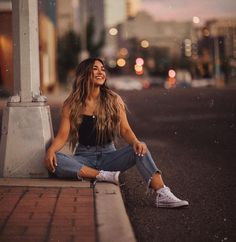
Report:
141,0,236,23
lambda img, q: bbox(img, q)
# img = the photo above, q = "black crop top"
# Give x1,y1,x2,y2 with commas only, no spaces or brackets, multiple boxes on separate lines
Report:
78,115,112,146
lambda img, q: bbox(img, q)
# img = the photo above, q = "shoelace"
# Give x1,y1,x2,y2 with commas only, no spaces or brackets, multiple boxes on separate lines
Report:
146,178,155,195
156,193,160,205
158,187,180,201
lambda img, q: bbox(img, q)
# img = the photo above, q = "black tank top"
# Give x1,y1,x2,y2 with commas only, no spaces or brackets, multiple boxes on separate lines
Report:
78,115,112,146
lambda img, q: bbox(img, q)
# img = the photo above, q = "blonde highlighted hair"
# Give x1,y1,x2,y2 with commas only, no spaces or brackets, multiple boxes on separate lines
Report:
63,58,124,150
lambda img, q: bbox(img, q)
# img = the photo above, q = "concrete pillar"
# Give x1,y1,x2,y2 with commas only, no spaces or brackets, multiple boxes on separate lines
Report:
0,0,53,178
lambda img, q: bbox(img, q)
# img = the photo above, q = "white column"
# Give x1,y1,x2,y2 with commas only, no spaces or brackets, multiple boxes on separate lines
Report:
0,0,53,177
11,0,45,102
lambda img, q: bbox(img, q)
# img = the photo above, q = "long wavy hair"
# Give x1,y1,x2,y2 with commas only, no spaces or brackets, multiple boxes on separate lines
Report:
63,58,123,150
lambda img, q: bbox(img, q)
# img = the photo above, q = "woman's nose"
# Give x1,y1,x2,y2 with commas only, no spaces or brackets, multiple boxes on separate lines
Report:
97,68,103,74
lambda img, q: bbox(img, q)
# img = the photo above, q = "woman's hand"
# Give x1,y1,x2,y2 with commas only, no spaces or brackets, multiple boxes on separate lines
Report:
133,141,147,156
44,149,57,173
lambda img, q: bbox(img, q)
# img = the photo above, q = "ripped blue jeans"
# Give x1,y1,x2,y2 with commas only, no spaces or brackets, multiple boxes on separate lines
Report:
53,142,161,185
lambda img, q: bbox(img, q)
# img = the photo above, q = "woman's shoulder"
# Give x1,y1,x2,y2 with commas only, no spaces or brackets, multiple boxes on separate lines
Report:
109,91,125,109
108,90,122,102
61,104,71,118
108,90,122,100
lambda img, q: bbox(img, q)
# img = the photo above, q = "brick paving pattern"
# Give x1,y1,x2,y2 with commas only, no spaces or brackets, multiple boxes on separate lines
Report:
0,186,96,242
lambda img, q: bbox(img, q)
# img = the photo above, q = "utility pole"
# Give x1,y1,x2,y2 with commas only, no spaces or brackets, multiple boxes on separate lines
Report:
0,0,53,177
214,36,222,86
80,0,89,60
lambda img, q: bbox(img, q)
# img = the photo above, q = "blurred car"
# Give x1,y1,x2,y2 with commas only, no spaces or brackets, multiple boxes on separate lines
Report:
146,77,165,88
191,78,216,87
107,76,143,90
165,69,192,89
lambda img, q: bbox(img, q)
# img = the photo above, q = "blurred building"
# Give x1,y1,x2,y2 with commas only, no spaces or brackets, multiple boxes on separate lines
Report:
56,0,80,37
0,0,57,94
103,0,127,60
0,0,12,93
121,11,194,57
126,0,141,19
79,0,105,44
195,19,236,84
207,19,236,59
38,0,57,92
57,0,106,60
104,0,126,28
118,11,194,73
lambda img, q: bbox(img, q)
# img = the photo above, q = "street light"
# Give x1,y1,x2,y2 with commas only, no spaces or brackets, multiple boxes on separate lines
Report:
136,57,144,66
140,40,149,48
109,27,118,36
193,16,200,24
117,58,126,67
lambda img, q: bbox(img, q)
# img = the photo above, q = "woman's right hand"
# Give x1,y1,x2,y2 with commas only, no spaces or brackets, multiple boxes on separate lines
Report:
44,148,57,173
43,105,70,173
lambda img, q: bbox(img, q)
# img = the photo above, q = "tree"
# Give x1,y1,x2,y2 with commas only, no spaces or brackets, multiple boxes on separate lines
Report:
86,17,105,57
57,30,81,84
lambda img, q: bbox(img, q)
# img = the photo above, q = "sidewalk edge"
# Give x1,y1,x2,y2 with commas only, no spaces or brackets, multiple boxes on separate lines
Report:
0,178,90,188
95,183,136,242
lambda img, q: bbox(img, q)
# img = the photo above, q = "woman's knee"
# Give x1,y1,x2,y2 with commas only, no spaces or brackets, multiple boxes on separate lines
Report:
55,152,66,161
55,152,74,167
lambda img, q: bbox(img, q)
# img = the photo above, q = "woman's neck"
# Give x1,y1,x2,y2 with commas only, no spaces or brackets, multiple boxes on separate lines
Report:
88,87,100,100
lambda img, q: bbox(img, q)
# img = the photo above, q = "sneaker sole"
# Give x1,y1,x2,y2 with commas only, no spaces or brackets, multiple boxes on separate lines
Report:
114,171,120,185
157,201,189,208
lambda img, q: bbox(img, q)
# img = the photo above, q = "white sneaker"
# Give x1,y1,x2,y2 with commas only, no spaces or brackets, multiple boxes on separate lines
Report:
156,186,189,208
96,170,120,185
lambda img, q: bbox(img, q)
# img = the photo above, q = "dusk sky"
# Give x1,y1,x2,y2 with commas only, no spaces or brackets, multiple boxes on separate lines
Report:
141,0,236,23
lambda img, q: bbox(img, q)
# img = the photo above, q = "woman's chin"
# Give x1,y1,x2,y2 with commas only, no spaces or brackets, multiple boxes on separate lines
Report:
94,80,106,86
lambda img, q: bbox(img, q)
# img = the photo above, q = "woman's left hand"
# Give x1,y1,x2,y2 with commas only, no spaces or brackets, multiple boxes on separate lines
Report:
133,141,147,156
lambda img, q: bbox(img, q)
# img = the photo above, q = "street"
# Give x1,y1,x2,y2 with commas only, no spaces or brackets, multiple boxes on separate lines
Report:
0,87,235,242
117,87,236,242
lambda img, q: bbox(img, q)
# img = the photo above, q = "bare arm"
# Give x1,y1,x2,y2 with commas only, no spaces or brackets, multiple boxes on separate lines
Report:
118,96,147,156
44,106,71,172
48,106,70,152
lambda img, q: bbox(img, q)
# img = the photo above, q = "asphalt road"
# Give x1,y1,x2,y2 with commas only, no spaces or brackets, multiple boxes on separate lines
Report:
1,87,235,242
117,88,236,242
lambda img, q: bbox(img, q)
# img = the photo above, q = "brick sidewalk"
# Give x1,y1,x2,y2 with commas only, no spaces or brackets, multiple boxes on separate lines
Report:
0,186,96,242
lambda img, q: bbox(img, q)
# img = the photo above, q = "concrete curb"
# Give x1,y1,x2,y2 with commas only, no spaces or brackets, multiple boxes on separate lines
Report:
95,183,136,242
0,178,90,188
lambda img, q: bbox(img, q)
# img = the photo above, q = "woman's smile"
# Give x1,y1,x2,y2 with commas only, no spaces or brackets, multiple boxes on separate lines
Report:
92,60,106,84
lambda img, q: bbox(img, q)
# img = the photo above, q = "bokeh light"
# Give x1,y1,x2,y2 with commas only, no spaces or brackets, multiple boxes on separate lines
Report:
134,64,143,72
119,48,128,57
109,28,118,36
141,40,149,48
134,64,144,75
136,57,144,66
193,16,200,24
168,69,176,78
108,59,117,68
117,58,126,67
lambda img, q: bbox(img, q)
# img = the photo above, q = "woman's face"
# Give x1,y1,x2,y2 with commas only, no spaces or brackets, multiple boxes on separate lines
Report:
91,60,106,86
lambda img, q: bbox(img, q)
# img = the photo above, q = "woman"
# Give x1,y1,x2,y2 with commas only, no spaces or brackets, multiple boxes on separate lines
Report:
44,58,189,208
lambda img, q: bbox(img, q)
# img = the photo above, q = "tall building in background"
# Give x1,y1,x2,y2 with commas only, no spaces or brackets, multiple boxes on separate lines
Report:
103,0,127,60
38,0,57,92
207,19,236,59
121,11,194,58
206,18,236,84
126,0,141,19
104,0,126,28
80,0,105,43
56,0,80,37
